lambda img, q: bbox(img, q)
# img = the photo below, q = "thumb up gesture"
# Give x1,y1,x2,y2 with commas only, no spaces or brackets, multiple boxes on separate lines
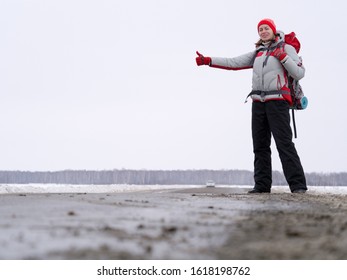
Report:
195,51,211,66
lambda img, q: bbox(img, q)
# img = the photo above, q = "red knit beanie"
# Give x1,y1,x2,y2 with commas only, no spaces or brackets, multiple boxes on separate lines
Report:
257,18,276,34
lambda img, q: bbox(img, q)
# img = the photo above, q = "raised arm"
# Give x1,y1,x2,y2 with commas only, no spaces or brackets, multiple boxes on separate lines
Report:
195,50,256,70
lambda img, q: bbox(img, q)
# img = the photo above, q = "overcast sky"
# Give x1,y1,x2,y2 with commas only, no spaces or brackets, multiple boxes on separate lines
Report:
1,0,346,172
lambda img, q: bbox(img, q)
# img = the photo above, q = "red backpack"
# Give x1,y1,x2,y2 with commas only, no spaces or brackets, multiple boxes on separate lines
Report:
282,32,308,138
285,32,301,53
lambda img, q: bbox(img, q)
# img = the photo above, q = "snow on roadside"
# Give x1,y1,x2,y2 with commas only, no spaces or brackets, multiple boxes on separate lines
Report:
0,184,346,194
0,184,202,194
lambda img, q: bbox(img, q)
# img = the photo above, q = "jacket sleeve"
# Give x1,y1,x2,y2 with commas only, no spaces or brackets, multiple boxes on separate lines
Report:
281,44,305,80
210,51,256,70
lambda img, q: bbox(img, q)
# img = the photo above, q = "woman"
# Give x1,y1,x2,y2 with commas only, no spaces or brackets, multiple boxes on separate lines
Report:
196,18,307,194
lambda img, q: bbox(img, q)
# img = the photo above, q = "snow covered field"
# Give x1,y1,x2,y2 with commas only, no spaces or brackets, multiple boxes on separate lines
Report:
1,184,347,194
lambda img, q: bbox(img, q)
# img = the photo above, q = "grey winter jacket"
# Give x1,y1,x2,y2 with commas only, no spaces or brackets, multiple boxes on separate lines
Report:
210,31,305,103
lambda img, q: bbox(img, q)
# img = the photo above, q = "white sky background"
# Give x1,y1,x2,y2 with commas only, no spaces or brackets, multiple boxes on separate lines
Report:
0,0,346,172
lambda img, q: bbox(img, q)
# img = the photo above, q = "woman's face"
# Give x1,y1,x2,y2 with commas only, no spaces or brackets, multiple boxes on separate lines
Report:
258,24,274,42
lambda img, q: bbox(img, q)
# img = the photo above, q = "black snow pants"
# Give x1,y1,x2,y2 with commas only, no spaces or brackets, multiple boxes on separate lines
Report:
252,100,307,192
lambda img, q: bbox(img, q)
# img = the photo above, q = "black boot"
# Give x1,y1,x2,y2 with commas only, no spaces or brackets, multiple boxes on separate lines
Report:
248,188,271,194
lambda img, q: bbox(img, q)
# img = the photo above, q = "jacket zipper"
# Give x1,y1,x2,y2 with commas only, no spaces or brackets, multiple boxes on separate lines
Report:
261,52,266,101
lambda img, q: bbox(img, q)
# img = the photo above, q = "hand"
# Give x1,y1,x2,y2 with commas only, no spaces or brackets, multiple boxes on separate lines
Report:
195,51,211,66
272,47,287,61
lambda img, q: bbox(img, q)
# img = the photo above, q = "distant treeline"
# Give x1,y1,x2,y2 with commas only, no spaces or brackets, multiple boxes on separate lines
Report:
0,170,346,186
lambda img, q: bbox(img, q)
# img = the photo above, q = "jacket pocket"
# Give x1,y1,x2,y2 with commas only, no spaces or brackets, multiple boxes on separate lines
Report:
282,92,293,106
